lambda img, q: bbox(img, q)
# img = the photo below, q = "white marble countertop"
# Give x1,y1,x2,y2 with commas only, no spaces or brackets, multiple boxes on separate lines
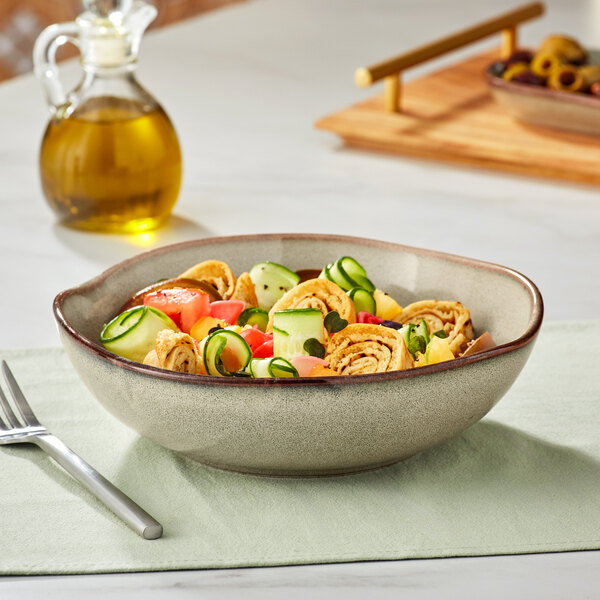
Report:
1,0,599,596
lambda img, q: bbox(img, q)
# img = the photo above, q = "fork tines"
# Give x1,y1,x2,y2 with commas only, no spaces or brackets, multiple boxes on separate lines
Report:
0,360,43,431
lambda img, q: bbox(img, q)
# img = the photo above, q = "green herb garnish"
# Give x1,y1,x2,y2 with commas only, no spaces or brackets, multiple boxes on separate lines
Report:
303,338,326,358
324,311,348,334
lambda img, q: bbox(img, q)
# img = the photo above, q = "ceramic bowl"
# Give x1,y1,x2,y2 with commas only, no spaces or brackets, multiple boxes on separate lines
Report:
53,234,543,477
485,62,600,136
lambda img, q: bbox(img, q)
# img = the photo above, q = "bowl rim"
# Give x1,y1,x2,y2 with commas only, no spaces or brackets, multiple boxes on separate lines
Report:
53,233,544,387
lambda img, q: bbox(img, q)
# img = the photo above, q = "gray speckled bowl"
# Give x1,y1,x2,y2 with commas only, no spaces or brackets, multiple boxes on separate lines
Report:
54,234,543,476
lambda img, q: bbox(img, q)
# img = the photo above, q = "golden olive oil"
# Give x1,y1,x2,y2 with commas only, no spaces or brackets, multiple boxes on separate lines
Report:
40,96,182,233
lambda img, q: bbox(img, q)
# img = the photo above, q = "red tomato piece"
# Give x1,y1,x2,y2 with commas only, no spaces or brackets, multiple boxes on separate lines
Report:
144,288,210,333
210,300,246,325
357,310,383,325
240,325,272,352
253,339,274,359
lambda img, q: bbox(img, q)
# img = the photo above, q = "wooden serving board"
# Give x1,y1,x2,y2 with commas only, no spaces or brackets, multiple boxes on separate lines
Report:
316,51,600,187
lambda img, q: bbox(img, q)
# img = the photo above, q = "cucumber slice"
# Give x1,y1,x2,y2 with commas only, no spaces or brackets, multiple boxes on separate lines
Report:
268,357,298,377
321,257,375,293
318,264,333,281
248,357,299,378
248,358,269,378
348,273,375,293
347,287,376,314
237,307,269,331
338,257,375,292
100,306,178,363
248,261,300,311
399,323,427,358
272,308,325,360
326,260,356,291
203,329,252,377
415,319,430,344
399,323,415,352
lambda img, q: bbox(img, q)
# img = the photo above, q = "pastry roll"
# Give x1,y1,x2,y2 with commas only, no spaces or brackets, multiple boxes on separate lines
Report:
230,272,259,307
267,278,357,331
326,323,413,375
179,260,236,299
144,329,201,374
397,300,474,355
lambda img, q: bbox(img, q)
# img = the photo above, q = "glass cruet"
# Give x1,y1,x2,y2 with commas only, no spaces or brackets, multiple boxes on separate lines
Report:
33,0,182,234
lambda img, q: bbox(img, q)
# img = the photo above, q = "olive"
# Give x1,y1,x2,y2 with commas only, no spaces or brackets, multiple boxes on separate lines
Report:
511,71,545,86
568,57,588,67
507,50,534,65
296,268,321,283
380,320,403,330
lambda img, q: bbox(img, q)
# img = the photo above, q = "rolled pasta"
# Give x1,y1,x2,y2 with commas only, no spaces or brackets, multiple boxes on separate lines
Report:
145,329,201,374
397,300,474,355
267,278,356,331
179,260,236,299
230,271,259,307
326,323,413,375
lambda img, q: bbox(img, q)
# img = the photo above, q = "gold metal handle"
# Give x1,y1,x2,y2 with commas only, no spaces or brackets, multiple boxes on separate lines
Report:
355,2,545,113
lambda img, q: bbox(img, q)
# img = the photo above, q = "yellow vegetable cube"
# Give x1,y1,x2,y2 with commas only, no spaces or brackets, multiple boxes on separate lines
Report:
190,316,227,341
426,336,455,365
413,352,428,368
373,289,402,320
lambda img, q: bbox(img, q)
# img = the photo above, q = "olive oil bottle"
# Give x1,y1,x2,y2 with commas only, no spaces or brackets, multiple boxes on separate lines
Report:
34,0,182,233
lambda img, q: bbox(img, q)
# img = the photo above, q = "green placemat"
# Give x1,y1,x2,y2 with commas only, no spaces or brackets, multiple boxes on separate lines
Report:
1,321,599,575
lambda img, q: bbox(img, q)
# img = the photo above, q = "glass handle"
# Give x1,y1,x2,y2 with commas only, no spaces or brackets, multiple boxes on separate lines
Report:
33,22,80,114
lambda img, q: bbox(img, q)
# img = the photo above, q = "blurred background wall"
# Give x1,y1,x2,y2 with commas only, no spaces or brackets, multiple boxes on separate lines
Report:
0,0,243,82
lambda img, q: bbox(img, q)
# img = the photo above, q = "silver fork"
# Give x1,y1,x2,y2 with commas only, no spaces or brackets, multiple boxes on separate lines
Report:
0,360,163,540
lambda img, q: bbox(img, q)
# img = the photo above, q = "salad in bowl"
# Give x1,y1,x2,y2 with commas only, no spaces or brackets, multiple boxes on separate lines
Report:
99,255,496,380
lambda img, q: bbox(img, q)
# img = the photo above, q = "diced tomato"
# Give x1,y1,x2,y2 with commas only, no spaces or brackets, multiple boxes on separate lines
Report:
290,355,329,377
252,339,274,359
357,310,383,325
210,300,246,325
144,288,210,333
240,325,272,352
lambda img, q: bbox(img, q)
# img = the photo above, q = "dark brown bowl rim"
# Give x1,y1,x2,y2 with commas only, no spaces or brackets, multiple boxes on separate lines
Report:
53,233,544,387
485,69,600,110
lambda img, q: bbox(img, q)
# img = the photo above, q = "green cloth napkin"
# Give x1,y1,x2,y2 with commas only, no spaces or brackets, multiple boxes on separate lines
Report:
1,321,599,575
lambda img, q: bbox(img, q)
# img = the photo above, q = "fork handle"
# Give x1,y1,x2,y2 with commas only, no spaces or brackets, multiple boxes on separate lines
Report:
32,433,163,539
